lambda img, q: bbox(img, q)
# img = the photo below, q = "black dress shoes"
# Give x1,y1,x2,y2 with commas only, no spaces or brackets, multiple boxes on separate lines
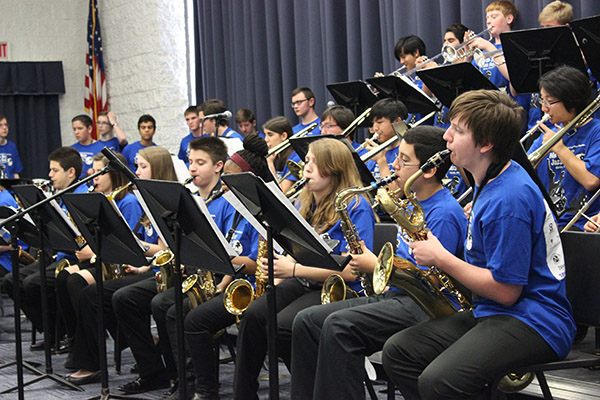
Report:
65,370,101,385
118,375,171,394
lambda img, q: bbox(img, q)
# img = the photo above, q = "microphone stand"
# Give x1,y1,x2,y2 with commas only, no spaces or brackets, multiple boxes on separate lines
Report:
0,166,112,396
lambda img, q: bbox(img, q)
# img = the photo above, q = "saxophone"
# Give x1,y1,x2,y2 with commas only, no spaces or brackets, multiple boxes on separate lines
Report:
182,269,218,309
373,149,472,317
153,249,177,292
321,180,386,303
223,237,267,319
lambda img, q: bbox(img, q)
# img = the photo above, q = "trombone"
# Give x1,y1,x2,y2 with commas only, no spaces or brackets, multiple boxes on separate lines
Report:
561,188,600,233
520,114,551,144
441,28,492,63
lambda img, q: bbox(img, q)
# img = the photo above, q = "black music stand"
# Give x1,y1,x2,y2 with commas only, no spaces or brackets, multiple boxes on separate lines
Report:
416,62,498,108
571,15,600,82
63,192,148,400
133,179,237,400
289,135,375,186
500,26,586,94
365,75,439,115
0,185,84,397
221,172,351,400
326,80,378,127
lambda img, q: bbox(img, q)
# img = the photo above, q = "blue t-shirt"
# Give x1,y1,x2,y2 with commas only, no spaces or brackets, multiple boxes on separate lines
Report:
0,141,23,178
100,137,121,153
121,141,157,172
467,162,575,358
114,192,143,232
220,127,244,141
444,165,469,200
310,196,375,294
389,188,467,295
293,117,321,136
282,151,302,184
0,190,29,272
527,119,600,229
473,43,509,90
178,132,198,164
71,141,105,178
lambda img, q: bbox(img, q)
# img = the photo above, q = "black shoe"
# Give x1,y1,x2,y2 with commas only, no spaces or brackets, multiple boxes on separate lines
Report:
29,340,47,351
118,375,171,394
65,370,101,385
130,362,139,374
192,393,220,400
55,338,71,354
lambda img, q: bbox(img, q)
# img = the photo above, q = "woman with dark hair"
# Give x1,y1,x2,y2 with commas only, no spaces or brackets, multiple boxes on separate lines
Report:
263,116,295,192
527,65,600,229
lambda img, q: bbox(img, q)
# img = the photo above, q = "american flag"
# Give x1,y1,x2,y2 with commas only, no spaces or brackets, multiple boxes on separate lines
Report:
84,0,107,140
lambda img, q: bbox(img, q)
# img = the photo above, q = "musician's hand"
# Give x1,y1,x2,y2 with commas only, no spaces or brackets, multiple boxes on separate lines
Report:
349,240,377,274
374,72,384,77
463,201,473,219
124,265,139,275
469,37,495,52
584,214,600,232
539,123,566,153
76,245,94,262
366,138,386,163
409,231,450,268
260,253,296,279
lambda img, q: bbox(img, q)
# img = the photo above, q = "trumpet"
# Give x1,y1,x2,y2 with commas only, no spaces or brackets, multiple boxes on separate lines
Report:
266,122,318,158
473,48,504,68
520,114,551,144
441,28,492,63
529,93,600,168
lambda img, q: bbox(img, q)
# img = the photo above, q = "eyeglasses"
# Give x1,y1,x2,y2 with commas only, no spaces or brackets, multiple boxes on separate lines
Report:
96,121,111,126
537,98,561,108
320,123,338,130
291,99,309,108
397,159,420,168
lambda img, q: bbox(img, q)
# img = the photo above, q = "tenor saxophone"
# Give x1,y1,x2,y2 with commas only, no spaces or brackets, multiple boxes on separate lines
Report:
182,268,218,309
373,149,472,317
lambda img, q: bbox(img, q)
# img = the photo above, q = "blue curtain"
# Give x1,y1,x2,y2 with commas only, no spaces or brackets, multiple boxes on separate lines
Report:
194,0,600,126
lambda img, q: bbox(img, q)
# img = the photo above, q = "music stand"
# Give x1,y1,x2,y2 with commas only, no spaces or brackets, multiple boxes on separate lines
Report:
222,172,351,400
500,26,586,94
133,179,237,400
0,185,84,397
570,15,600,82
326,80,378,127
416,62,498,108
289,135,375,186
63,192,148,400
365,75,439,115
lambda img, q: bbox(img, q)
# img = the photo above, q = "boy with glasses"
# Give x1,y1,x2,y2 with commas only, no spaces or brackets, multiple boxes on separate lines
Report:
96,111,128,152
291,86,321,135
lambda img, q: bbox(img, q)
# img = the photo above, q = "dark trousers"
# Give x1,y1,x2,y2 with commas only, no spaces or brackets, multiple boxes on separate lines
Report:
71,272,150,372
232,278,320,400
291,291,428,400
180,292,237,396
382,311,559,400
150,287,177,377
2,260,59,336
113,275,169,379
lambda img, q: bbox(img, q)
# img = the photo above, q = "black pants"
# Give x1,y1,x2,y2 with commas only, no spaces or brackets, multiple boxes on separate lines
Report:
2,260,59,335
232,278,320,400
290,291,428,400
382,311,559,400
70,272,151,372
150,287,177,378
113,275,170,379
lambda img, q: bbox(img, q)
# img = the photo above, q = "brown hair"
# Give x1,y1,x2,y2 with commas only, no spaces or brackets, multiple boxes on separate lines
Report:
138,146,178,181
92,152,131,202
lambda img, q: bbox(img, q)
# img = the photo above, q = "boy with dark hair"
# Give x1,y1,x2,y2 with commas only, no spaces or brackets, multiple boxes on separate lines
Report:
2,146,87,350
382,90,575,400
96,111,128,152
178,105,203,165
71,114,104,178
235,108,263,138
121,114,158,171
365,98,409,184
394,35,427,72
0,114,23,178
291,125,467,400
201,99,244,156
291,86,321,135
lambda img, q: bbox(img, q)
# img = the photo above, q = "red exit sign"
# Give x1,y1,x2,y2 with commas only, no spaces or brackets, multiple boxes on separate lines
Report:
0,43,8,60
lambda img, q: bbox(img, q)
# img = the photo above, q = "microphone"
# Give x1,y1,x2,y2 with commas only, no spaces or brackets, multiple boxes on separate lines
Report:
101,147,138,182
326,101,336,108
203,110,232,120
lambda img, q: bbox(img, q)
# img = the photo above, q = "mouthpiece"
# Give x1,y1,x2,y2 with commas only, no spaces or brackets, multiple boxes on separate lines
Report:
369,174,400,190
421,149,451,172
183,176,194,185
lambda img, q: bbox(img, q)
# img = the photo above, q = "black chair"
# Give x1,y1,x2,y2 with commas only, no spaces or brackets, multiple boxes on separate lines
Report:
490,231,600,400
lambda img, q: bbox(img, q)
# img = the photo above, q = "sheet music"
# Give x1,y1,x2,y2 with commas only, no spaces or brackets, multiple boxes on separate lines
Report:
193,194,238,258
264,180,334,253
220,137,244,156
223,190,284,254
133,189,170,245
172,155,192,184
42,190,82,238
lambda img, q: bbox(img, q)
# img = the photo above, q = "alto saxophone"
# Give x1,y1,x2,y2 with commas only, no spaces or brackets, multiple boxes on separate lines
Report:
223,237,267,320
321,179,388,303
373,150,472,317
182,269,218,309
